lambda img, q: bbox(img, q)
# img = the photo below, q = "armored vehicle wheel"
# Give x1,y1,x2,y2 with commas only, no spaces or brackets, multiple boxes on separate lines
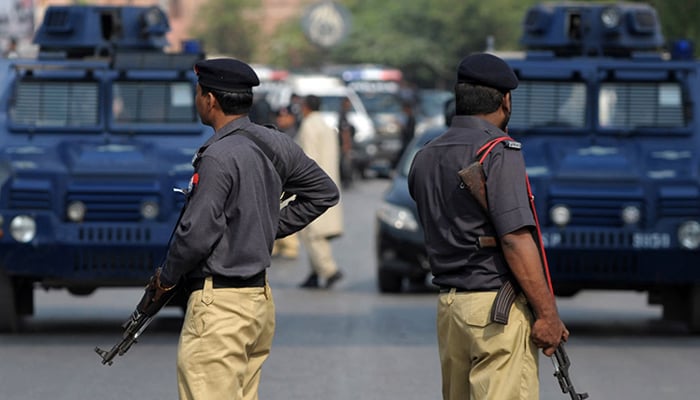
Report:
0,270,20,333
688,285,700,334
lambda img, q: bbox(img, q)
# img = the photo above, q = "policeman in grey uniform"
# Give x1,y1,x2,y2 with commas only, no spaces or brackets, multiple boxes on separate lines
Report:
151,58,339,399
408,53,568,399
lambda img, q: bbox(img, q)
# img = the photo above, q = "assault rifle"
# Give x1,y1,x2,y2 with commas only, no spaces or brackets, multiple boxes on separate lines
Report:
94,274,178,366
458,138,589,399
553,344,590,400
96,186,190,366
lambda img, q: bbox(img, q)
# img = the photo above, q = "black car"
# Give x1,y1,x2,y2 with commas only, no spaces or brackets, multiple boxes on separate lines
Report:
374,126,446,292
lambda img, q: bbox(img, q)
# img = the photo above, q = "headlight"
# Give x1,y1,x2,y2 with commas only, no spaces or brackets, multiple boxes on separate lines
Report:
66,201,87,222
10,215,36,243
678,221,700,250
549,205,571,227
140,201,160,220
621,205,641,225
377,203,419,232
381,122,401,135
601,7,621,29
366,143,378,156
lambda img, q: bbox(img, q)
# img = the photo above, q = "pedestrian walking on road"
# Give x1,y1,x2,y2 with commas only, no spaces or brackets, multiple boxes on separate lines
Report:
296,95,345,289
272,105,301,260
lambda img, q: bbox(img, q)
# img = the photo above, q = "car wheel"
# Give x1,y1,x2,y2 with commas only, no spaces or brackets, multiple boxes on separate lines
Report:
377,268,403,293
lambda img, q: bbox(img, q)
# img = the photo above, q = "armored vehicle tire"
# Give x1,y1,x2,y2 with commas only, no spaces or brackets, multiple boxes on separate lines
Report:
0,270,20,333
378,268,403,293
688,285,700,334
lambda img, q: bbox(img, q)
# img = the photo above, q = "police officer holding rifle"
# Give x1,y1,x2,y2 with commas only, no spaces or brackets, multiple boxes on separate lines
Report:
408,53,571,399
97,58,339,400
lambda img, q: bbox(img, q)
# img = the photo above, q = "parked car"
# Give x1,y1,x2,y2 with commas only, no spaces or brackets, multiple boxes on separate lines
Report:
375,125,446,292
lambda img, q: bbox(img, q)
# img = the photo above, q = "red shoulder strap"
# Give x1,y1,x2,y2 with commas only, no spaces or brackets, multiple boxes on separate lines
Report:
475,135,555,294
476,136,513,164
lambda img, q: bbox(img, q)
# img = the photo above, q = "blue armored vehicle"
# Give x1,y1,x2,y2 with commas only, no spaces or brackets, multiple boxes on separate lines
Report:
0,5,205,332
376,2,700,331
510,2,700,330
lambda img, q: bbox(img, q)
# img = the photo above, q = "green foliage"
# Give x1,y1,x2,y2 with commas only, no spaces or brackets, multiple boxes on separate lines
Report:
646,0,700,55
341,0,526,86
191,0,261,60
266,18,327,69
194,0,700,87
266,0,538,87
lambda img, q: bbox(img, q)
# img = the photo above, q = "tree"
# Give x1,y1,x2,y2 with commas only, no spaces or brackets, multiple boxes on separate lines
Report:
646,0,700,57
266,0,537,87
191,0,261,59
266,17,328,69
199,0,700,87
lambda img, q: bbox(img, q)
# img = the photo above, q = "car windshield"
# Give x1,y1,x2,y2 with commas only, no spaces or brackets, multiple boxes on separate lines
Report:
318,95,355,113
10,80,99,127
113,81,197,124
598,82,686,129
418,89,452,119
398,128,445,177
357,92,402,114
510,81,587,129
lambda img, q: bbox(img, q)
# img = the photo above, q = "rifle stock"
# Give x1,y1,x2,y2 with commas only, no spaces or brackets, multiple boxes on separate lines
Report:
458,161,488,211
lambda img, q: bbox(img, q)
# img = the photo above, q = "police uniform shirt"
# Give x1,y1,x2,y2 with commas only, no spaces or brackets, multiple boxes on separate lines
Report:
160,116,339,286
408,115,535,291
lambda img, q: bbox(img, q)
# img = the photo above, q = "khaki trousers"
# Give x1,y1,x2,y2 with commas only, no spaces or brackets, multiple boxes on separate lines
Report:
299,230,338,279
177,277,275,400
437,290,539,400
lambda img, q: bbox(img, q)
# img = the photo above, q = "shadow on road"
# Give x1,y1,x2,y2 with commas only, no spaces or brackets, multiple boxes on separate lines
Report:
6,313,183,336
562,316,692,338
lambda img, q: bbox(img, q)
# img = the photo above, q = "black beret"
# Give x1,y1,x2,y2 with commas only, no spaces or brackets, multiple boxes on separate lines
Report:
457,53,518,92
194,58,260,91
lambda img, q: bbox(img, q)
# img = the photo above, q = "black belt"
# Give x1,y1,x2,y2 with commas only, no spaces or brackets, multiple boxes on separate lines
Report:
187,270,266,292
439,287,497,293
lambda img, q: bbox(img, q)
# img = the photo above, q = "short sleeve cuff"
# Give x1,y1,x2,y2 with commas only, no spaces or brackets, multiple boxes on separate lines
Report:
492,206,535,237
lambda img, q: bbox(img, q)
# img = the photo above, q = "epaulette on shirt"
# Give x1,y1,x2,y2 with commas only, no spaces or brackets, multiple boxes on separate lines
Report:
503,140,522,150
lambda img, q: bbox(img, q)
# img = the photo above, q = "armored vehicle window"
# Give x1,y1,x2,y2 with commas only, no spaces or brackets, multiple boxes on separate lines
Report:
112,81,196,124
10,80,99,127
510,81,586,129
598,82,685,129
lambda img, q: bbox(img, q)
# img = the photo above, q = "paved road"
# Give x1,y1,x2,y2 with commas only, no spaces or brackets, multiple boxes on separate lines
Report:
1,179,699,400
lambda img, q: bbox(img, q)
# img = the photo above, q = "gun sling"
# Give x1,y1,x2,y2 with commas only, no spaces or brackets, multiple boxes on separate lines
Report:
458,136,531,325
